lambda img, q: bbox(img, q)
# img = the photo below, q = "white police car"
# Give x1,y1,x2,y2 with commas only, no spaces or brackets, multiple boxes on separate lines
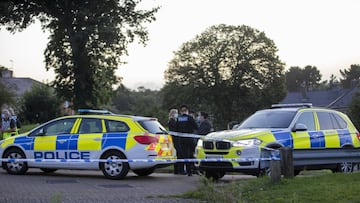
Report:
0,110,176,179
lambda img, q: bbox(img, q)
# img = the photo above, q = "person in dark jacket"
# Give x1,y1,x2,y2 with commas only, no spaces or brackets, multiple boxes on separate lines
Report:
198,111,213,135
176,105,198,176
167,108,185,174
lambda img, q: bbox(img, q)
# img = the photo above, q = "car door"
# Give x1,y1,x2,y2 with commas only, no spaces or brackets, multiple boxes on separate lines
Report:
292,111,317,149
69,118,104,169
29,118,77,168
317,111,346,148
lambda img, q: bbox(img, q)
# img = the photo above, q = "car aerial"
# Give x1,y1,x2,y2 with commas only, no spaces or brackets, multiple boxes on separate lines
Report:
195,103,360,179
0,109,176,179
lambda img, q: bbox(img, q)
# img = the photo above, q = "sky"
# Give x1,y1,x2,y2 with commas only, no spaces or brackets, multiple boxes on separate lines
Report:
0,0,359,90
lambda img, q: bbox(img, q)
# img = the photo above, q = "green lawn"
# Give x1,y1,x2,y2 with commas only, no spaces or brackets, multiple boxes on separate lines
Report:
181,171,360,203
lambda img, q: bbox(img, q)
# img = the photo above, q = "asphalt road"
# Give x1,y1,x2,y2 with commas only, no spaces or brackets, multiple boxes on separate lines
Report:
0,168,254,203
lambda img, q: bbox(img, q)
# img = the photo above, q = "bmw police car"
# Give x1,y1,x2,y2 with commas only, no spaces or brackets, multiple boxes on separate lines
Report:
195,103,360,179
0,110,176,179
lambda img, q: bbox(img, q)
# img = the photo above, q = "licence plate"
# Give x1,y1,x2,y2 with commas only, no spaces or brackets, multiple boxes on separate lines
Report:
205,155,223,159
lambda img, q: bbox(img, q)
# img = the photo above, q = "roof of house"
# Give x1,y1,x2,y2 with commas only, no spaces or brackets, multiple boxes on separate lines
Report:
281,86,359,110
0,77,46,98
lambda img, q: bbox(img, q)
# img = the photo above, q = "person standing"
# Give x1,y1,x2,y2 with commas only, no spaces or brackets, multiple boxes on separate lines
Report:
167,108,185,174
176,104,198,176
0,108,18,140
198,111,213,135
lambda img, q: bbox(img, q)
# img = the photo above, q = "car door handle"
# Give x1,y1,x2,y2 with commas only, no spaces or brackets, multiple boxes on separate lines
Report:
57,140,66,144
312,134,319,138
93,138,101,141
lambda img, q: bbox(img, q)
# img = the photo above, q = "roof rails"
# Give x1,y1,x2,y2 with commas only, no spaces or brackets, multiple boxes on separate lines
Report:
271,103,312,109
78,109,114,115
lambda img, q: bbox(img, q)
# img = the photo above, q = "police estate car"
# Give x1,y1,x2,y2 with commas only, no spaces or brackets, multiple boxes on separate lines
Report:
0,110,176,179
195,104,360,179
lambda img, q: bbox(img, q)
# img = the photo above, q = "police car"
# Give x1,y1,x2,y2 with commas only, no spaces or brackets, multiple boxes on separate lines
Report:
195,104,360,179
0,110,176,179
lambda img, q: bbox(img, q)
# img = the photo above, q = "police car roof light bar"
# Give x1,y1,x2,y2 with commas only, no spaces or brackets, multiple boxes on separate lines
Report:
78,109,114,115
271,103,313,109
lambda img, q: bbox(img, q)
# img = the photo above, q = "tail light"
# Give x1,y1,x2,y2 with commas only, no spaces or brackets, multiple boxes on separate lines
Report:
134,135,158,145
357,131,360,141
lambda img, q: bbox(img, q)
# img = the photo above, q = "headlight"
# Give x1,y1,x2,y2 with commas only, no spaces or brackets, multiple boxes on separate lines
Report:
232,139,262,147
197,139,203,147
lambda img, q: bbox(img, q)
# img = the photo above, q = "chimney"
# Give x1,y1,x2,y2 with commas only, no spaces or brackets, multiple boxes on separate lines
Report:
1,70,13,78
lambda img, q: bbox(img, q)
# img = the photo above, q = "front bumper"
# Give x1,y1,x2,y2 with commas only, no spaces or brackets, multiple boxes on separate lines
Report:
195,145,263,173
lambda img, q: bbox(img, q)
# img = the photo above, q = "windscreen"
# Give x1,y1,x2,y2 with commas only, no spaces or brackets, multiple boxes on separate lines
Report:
238,110,296,129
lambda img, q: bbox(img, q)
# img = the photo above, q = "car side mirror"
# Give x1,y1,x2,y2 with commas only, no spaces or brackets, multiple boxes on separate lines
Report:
292,123,308,132
37,128,46,136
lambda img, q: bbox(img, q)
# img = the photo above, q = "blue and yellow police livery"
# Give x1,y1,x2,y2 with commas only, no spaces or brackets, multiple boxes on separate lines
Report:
195,104,360,179
0,110,176,179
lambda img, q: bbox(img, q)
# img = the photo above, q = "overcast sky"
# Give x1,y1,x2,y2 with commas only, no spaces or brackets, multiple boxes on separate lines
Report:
0,0,359,90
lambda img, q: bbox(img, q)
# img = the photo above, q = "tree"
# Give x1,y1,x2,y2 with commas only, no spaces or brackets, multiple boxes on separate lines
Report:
285,65,322,92
0,0,158,109
20,85,60,124
348,92,360,130
340,64,360,88
163,24,286,129
0,82,15,109
0,65,15,107
112,86,167,124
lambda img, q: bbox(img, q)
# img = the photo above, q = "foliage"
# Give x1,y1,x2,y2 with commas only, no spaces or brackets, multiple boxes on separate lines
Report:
340,64,360,88
285,65,322,92
163,24,286,129
182,172,360,203
0,81,15,109
112,86,167,125
348,92,360,130
0,0,159,109
20,85,61,124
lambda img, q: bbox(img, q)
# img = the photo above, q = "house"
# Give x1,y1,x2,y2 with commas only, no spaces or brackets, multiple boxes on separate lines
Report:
0,69,75,115
0,69,47,99
280,81,360,112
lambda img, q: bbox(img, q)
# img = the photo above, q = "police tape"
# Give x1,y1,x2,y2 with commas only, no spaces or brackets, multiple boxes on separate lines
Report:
168,131,204,139
0,157,279,163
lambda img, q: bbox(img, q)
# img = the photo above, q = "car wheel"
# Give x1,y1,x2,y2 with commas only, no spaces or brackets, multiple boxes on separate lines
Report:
40,168,57,173
2,148,28,175
100,150,129,180
133,167,155,176
337,162,353,173
258,167,271,177
204,171,225,180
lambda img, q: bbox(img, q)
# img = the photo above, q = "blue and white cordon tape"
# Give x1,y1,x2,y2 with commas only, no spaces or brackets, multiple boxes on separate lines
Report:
0,131,280,163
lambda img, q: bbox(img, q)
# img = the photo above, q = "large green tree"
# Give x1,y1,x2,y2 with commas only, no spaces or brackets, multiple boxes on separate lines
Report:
340,64,360,88
0,0,158,109
163,24,286,129
285,65,322,92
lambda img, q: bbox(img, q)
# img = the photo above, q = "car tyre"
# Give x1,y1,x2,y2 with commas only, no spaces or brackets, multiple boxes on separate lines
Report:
40,168,57,173
336,162,353,173
2,148,28,175
100,150,129,180
133,167,155,176
204,170,225,180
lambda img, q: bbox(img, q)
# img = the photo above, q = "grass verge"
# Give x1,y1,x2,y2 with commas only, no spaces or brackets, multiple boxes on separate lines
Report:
181,172,360,203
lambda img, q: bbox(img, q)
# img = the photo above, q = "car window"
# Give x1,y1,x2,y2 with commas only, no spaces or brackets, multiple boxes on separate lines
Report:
332,113,348,129
29,118,76,136
295,112,316,131
138,120,167,134
79,118,103,133
317,112,337,130
105,120,129,132
239,110,296,129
